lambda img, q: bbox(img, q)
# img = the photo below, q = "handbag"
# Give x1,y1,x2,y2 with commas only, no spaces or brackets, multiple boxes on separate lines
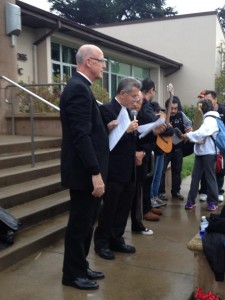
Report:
182,141,194,157
216,153,225,174
0,207,21,249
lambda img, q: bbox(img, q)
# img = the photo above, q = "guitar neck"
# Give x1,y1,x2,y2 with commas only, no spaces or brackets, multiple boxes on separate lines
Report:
165,92,173,125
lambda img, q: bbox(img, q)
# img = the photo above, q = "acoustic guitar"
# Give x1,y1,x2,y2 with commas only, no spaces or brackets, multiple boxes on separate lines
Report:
156,83,174,153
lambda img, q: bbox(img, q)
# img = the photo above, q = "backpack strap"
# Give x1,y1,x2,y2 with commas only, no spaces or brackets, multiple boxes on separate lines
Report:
204,115,219,154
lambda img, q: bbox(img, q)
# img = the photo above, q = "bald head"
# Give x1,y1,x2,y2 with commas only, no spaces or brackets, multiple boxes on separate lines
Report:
76,44,105,82
76,44,102,64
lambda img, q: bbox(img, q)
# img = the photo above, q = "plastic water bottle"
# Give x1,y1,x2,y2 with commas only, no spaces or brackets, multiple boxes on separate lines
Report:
199,216,209,239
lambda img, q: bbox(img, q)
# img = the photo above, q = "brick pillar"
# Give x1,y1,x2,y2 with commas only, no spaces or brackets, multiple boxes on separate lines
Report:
0,0,18,134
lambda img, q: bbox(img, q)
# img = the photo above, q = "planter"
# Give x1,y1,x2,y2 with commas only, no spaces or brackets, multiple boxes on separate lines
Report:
5,113,62,137
187,234,225,299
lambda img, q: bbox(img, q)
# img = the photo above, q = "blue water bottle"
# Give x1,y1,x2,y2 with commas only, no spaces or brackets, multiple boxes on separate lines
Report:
199,216,208,239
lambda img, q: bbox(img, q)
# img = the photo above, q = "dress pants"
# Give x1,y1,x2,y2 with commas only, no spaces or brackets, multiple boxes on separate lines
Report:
131,181,144,230
63,189,101,278
94,181,135,249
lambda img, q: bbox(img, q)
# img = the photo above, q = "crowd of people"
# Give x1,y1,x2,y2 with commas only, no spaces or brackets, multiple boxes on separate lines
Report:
59,44,225,290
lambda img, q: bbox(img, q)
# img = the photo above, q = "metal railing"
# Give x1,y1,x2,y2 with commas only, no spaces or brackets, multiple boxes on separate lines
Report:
0,75,62,167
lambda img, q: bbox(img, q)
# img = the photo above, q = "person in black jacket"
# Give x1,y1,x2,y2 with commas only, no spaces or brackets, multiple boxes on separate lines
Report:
60,44,109,290
159,97,192,200
137,78,167,221
94,77,141,260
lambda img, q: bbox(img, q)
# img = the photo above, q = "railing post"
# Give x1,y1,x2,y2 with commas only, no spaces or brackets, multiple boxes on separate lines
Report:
29,95,35,167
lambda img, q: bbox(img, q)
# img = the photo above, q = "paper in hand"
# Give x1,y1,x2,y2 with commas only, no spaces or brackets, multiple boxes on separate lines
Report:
138,117,165,139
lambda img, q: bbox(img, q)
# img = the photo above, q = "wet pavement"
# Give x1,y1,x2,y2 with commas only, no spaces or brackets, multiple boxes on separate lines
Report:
0,175,223,300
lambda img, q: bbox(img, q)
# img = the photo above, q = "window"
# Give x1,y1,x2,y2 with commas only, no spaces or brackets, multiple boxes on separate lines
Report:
51,42,150,98
51,42,77,81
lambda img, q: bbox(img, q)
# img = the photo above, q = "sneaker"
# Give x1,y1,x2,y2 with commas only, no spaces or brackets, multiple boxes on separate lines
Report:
199,193,207,201
156,198,167,206
151,196,167,208
218,195,224,202
207,203,218,211
158,193,168,201
141,228,153,235
172,193,184,200
185,201,196,210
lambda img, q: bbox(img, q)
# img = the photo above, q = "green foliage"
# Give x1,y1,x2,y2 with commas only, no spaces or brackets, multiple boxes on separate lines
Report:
91,83,110,103
218,5,225,30
215,75,225,104
48,0,177,25
18,78,109,113
181,154,194,179
18,79,63,113
215,41,225,104
182,105,195,123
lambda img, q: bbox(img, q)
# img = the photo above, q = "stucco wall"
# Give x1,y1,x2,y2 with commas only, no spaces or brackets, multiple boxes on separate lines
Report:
0,0,19,134
94,13,225,106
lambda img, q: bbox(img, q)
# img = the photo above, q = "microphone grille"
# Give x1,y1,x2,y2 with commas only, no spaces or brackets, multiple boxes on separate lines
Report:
131,109,137,117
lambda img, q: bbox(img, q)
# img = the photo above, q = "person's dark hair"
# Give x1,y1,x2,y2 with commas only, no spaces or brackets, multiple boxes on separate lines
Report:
141,78,155,93
165,96,182,111
151,101,161,113
198,99,214,114
116,77,142,94
204,90,217,99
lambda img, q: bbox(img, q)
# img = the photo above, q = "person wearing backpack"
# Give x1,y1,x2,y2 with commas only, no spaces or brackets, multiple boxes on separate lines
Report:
198,90,225,203
182,99,219,211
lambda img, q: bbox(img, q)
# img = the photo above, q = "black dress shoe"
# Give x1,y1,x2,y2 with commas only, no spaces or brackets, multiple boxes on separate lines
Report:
172,193,184,200
95,247,115,260
87,268,105,280
110,244,136,253
62,276,99,290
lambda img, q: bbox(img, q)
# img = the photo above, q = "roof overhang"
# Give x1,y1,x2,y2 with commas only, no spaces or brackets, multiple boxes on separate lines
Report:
16,0,182,76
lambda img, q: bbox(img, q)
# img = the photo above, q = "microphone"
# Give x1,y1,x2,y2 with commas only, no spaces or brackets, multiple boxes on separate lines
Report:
130,109,138,136
130,109,137,120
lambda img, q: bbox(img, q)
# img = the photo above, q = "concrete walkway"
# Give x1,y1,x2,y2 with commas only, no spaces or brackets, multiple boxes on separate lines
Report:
0,174,223,300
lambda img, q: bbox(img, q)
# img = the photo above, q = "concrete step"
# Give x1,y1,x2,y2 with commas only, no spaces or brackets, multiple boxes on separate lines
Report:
0,212,68,271
0,174,62,209
0,148,60,169
0,135,66,271
0,159,60,187
0,136,61,155
8,190,69,228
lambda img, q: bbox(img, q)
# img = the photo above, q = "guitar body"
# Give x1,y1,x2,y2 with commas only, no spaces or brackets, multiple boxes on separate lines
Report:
156,85,174,153
156,134,173,153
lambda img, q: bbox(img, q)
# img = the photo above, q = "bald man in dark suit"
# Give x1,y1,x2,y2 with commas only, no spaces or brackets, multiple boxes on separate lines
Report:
60,44,109,290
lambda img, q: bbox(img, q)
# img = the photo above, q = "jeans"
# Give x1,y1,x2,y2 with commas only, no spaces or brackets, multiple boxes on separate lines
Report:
150,154,164,197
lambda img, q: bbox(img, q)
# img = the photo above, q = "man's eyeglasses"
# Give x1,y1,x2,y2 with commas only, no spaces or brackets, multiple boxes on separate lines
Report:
127,94,140,102
90,57,106,64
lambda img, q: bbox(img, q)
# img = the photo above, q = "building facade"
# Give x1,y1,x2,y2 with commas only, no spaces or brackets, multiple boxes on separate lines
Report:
94,12,225,105
5,2,224,136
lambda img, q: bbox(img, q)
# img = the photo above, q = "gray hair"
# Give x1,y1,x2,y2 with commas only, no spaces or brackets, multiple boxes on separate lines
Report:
116,77,142,94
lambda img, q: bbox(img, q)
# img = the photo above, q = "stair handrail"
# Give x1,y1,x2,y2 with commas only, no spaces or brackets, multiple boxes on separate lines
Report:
0,75,60,167
1,75,60,111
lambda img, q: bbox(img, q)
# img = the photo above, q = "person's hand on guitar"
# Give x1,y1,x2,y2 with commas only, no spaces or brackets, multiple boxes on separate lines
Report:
153,122,167,135
162,123,174,136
